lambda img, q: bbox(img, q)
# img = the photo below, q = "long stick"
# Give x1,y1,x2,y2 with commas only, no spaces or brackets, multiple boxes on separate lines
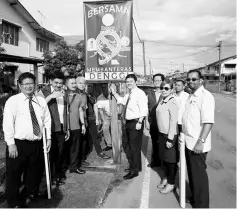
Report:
42,127,52,199
179,133,186,208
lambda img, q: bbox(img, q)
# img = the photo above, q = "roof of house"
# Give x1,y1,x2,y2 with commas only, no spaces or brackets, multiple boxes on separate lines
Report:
7,0,63,42
64,35,84,45
195,55,237,71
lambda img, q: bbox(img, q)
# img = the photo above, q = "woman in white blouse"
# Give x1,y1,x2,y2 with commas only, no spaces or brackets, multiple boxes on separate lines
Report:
156,80,179,194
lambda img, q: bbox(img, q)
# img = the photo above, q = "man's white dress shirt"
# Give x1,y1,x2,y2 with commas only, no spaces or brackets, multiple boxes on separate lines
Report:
3,93,51,146
182,86,215,152
175,91,189,125
117,87,148,120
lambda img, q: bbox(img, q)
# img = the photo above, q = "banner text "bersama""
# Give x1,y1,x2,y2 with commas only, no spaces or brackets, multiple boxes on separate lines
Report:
88,5,129,18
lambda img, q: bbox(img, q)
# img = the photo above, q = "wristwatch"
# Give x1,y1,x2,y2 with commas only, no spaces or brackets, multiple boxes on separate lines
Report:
199,138,206,143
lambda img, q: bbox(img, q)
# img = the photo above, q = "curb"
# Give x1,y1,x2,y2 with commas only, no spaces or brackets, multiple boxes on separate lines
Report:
221,91,236,96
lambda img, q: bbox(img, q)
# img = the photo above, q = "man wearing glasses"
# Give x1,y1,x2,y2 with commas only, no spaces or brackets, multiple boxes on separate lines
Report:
180,69,215,208
146,73,165,168
3,72,51,207
110,74,148,179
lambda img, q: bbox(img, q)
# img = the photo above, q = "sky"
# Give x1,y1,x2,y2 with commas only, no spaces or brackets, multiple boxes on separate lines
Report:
19,0,236,75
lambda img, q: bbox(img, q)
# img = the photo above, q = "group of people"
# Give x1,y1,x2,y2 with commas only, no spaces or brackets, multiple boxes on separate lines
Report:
3,71,113,208
2,68,215,208
145,70,215,208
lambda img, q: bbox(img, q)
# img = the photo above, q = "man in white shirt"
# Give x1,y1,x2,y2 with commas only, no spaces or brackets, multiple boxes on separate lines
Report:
39,70,68,186
96,83,112,151
3,72,51,208
181,69,215,208
174,79,189,132
110,74,148,179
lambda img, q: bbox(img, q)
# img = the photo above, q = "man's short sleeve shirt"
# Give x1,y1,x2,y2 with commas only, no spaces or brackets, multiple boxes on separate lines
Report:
182,86,215,152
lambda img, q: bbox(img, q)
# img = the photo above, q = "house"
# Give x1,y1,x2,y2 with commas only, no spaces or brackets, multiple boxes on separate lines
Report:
0,0,62,88
195,55,236,81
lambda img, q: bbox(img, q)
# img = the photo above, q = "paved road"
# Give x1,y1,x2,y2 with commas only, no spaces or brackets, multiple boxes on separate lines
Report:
103,93,236,208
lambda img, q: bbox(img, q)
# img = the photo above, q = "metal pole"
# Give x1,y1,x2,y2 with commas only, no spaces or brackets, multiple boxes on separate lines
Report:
149,59,152,75
142,41,146,76
218,41,222,92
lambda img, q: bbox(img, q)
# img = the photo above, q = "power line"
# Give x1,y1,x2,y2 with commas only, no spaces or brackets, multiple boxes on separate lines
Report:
143,40,236,47
134,46,218,60
132,18,142,43
142,40,220,47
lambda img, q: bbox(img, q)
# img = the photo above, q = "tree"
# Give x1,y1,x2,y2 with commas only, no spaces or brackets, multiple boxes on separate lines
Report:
0,40,6,74
43,39,85,79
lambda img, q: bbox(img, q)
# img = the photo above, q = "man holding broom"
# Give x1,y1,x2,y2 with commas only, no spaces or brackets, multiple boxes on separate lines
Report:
3,72,51,208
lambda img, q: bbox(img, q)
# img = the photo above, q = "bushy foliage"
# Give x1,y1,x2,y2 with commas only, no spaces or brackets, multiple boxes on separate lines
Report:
0,41,6,74
43,39,85,79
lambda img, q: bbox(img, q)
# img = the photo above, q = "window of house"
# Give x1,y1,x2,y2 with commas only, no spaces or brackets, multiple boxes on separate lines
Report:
1,20,19,46
36,38,49,52
225,64,236,68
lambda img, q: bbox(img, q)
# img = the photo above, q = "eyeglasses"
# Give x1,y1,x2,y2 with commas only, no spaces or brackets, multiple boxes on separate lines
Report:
21,83,35,87
186,78,199,82
160,87,170,91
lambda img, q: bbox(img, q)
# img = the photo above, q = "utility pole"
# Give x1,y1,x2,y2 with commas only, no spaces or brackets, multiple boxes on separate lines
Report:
218,40,222,92
149,59,152,75
142,41,146,76
182,63,184,72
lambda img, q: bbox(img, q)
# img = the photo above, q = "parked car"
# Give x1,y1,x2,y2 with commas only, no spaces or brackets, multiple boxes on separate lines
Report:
0,82,17,94
137,84,155,95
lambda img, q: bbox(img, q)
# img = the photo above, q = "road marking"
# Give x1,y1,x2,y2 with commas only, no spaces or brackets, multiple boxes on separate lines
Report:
140,136,152,208
225,97,236,101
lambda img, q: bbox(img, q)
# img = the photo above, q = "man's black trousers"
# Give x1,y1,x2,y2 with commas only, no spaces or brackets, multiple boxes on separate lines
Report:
50,131,65,180
185,147,209,208
125,120,144,173
87,119,103,155
6,139,41,207
150,125,161,166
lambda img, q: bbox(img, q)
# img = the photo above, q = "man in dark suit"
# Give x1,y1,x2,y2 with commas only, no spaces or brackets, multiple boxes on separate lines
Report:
39,70,69,185
146,73,165,168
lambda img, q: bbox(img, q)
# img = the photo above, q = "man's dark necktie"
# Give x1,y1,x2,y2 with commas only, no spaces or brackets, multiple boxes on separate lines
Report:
123,92,132,119
29,96,40,136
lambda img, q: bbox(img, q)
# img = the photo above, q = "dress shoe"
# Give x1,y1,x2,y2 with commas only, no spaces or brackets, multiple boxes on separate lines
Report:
186,196,194,204
103,146,112,151
61,173,67,181
98,152,110,159
157,178,167,188
56,178,66,186
81,161,90,167
147,162,160,168
70,168,86,174
124,168,130,172
123,172,138,180
37,191,48,199
159,184,176,194
26,194,38,202
13,204,28,208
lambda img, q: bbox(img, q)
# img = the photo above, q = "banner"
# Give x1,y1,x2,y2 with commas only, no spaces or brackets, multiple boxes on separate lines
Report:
84,0,133,81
